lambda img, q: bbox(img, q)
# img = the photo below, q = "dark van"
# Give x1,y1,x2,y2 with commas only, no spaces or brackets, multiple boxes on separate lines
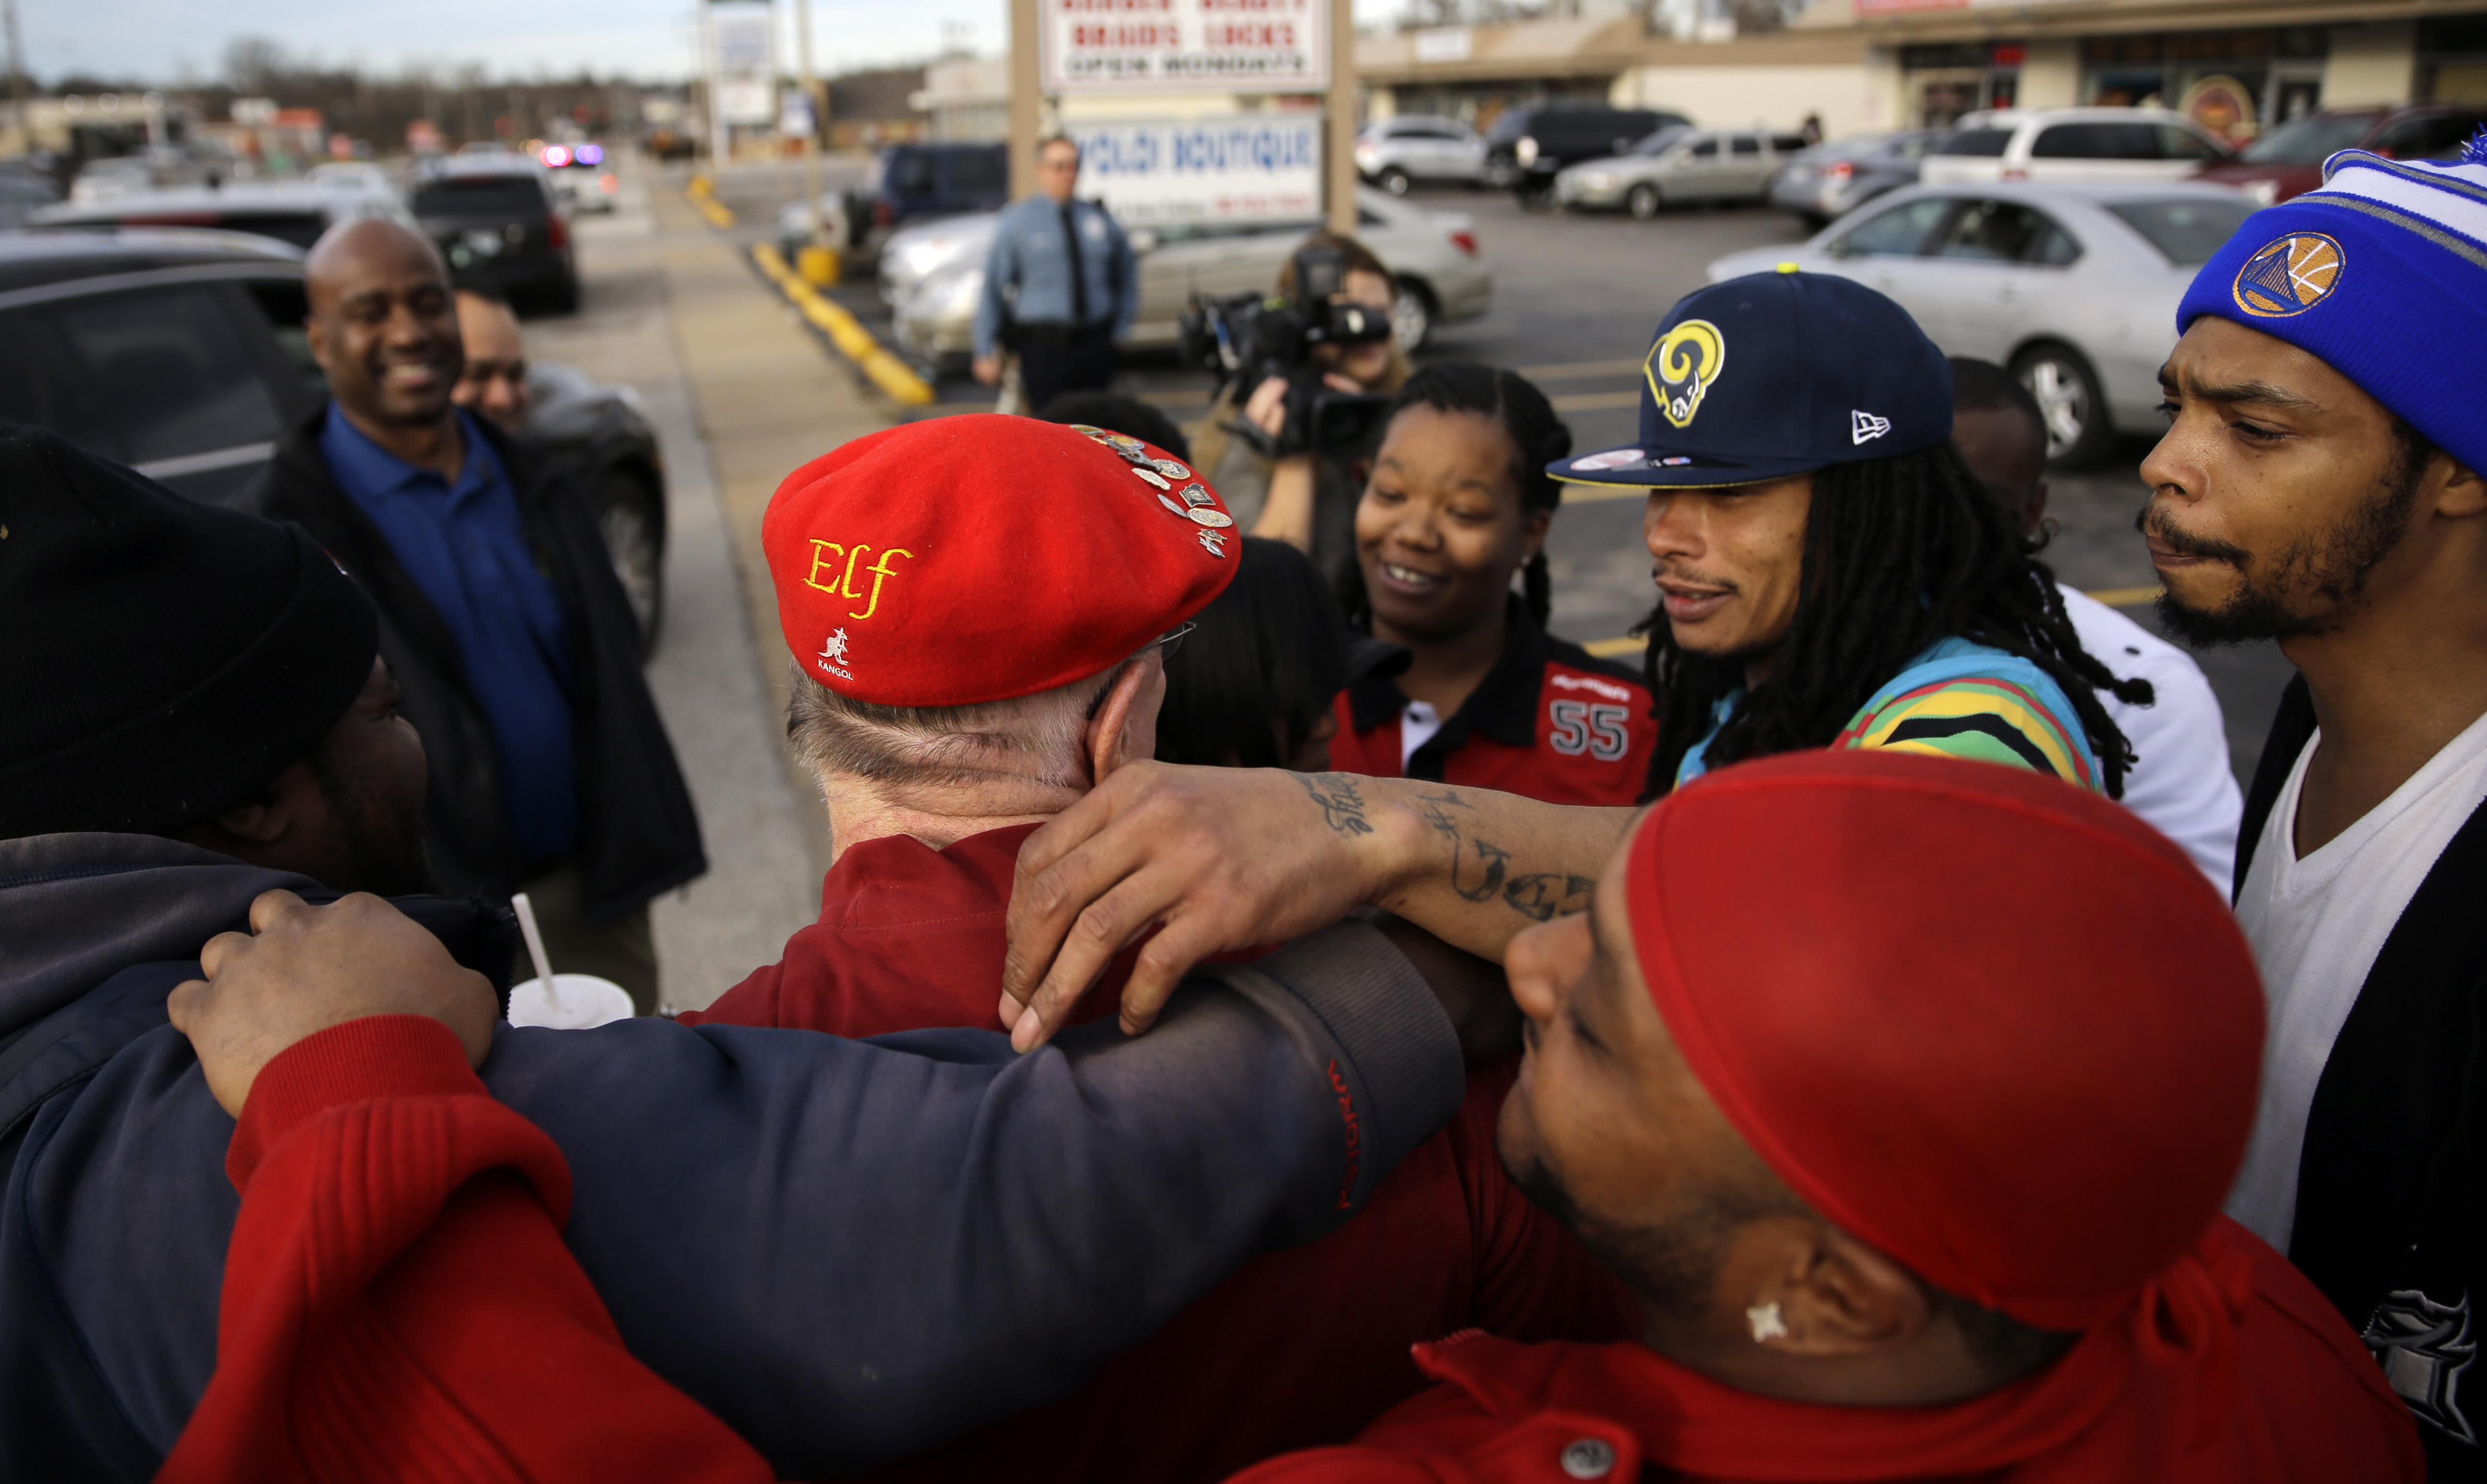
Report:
1486,105,1688,202
847,142,1012,241
410,154,580,313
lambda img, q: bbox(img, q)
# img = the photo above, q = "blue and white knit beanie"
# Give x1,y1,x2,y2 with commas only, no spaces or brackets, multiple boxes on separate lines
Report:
2178,136,2487,477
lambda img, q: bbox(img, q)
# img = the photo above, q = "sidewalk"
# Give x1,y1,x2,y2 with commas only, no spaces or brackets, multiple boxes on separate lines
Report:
528,177,895,1009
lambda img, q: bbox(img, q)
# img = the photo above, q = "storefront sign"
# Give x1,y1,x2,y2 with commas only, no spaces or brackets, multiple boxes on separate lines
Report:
1067,116,1322,224
1042,0,1330,94
709,2,777,125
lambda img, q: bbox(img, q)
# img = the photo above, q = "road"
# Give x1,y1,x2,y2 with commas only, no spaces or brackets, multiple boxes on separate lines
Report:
699,158,2293,787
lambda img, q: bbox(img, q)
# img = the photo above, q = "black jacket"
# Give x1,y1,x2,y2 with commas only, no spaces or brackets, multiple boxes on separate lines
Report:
249,409,704,920
2238,675,2484,1471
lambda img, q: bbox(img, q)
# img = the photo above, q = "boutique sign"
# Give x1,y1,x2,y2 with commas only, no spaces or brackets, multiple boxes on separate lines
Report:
1067,116,1323,225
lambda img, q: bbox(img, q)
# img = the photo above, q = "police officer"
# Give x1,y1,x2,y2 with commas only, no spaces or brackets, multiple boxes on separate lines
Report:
972,136,1137,414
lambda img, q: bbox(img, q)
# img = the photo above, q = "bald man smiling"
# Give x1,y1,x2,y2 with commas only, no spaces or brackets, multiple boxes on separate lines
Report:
248,219,702,1011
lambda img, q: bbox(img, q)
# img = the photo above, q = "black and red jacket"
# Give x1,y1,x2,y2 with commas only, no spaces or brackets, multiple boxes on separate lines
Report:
1329,604,1657,806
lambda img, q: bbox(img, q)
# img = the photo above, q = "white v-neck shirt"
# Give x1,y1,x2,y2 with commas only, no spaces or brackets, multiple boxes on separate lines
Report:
2225,704,2487,1251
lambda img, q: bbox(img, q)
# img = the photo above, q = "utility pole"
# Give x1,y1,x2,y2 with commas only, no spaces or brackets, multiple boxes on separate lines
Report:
792,0,836,281
1008,0,1040,201
1326,0,1356,233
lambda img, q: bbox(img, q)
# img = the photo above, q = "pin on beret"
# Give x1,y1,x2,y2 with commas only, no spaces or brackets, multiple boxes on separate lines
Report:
762,414,1239,707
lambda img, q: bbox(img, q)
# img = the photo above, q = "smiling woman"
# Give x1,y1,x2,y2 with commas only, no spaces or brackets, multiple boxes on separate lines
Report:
1323,362,1658,805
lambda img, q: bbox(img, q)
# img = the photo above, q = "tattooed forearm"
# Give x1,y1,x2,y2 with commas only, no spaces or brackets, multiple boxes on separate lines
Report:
1503,873,1596,922
1296,772,1375,836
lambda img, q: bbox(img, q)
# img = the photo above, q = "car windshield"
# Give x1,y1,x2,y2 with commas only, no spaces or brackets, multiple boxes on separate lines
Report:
2107,198,2259,265
2239,113,2377,165
1935,127,2014,158
1629,125,1692,156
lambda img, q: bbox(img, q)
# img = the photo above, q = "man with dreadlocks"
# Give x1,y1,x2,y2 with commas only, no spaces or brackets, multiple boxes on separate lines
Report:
1552,270,2144,802
994,272,2144,1058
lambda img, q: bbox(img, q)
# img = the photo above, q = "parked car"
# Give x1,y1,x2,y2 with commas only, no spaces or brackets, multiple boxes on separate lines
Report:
1708,182,2258,465
29,179,415,251
0,227,669,640
1554,125,1811,217
1767,129,1948,226
2193,104,2487,205
306,161,400,194
539,141,620,215
0,168,60,228
778,141,1012,260
1483,104,1689,201
410,154,579,312
1919,108,2228,188
521,360,667,645
1354,115,1489,194
883,188,1492,372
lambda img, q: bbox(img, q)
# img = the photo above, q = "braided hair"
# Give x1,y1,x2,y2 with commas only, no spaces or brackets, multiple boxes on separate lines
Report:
1640,441,2152,800
1338,360,1572,629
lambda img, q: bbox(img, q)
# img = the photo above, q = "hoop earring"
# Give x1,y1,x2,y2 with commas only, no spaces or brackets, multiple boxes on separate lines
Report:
1746,1301,1788,1343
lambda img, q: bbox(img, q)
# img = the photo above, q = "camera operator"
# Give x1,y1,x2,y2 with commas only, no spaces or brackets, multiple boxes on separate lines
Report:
1192,232,1409,584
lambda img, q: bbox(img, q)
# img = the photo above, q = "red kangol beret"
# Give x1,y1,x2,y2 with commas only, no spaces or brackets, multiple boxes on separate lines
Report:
762,414,1239,707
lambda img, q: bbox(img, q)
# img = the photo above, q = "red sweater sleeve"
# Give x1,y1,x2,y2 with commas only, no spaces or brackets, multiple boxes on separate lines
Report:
156,1016,772,1484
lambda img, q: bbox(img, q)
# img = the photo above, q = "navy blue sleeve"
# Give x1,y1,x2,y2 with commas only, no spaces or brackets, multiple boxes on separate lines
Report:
484,919,1457,1476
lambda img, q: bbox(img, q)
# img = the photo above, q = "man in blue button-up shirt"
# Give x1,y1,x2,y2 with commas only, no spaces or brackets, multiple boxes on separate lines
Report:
252,219,704,1011
972,136,1138,415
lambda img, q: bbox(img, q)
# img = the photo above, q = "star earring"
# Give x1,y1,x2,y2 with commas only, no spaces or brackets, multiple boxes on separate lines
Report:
1746,1301,1789,1343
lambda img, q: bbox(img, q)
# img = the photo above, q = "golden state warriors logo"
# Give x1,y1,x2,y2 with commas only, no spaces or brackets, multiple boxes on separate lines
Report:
1646,319,1726,429
2232,233,2344,318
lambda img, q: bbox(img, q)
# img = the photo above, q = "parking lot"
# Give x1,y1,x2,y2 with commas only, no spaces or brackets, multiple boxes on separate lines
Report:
701,160,2293,779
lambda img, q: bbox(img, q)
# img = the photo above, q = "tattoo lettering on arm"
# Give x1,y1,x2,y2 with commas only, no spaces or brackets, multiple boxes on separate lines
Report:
1410,789,1511,906
1297,773,1375,836
1502,873,1596,923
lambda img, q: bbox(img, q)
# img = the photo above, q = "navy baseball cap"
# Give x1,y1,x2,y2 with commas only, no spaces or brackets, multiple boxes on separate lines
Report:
1549,267,1954,489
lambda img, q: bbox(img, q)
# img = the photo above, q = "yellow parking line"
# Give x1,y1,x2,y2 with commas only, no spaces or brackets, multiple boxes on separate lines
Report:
1580,585,2165,658
687,178,736,229
750,244,935,407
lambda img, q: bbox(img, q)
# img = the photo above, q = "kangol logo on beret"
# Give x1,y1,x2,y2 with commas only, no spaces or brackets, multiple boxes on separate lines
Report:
1646,319,1725,429
2232,232,2345,318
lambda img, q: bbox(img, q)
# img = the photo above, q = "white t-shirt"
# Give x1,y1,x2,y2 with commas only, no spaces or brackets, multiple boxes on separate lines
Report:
2062,589,2242,894
2225,704,2487,1251
1399,700,1443,772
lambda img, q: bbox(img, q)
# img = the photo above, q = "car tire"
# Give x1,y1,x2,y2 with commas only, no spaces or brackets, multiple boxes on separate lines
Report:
1626,184,1662,220
591,468,666,655
2012,343,2116,469
541,272,583,316
1516,182,1553,211
1390,278,1436,353
1379,167,1412,196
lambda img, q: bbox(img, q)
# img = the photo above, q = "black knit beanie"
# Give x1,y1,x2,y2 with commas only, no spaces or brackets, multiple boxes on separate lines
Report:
0,423,379,839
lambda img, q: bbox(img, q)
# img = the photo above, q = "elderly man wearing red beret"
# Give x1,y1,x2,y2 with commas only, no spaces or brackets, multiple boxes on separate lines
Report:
1235,750,2420,1483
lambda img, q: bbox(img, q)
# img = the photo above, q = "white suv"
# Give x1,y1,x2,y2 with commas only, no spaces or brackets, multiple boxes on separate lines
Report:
1919,108,2229,187
1353,116,1489,195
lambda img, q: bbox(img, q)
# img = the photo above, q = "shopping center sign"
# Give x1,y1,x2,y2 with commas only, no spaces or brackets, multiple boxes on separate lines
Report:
1042,0,1330,93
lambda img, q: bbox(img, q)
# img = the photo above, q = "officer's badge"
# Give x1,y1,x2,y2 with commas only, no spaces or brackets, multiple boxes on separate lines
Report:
1647,319,1726,430
2233,233,2344,318
1179,483,1215,508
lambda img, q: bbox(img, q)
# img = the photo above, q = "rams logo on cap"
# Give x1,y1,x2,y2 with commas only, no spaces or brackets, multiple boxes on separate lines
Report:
1647,319,1726,430
2233,233,2344,318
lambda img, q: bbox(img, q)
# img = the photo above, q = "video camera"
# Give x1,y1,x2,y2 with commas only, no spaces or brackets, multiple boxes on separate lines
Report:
1178,240,1394,459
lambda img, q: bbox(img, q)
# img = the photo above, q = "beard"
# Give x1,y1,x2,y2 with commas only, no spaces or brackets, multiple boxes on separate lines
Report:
2144,438,2427,648
308,741,435,898
1505,1138,1754,1323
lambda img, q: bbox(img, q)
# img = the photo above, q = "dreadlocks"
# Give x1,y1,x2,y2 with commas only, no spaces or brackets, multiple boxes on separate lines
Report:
1338,360,1571,628
1640,441,2152,800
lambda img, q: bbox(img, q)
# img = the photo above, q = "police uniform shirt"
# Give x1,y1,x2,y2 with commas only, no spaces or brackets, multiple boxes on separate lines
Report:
970,196,1137,358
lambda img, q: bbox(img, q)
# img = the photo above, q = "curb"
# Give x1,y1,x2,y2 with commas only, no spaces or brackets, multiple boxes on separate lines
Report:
685,175,736,229
750,243,935,407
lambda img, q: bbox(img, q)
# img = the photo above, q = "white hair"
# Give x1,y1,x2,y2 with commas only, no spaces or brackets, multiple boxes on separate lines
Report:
784,660,1125,794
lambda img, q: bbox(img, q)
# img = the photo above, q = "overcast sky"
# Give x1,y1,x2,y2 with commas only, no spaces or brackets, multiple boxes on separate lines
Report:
32,0,1405,85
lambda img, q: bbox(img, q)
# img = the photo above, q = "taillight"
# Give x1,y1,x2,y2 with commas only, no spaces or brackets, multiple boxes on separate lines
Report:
599,173,618,193
873,198,894,229
2002,166,2029,181
545,215,570,249
1826,161,1853,181
1449,230,1478,257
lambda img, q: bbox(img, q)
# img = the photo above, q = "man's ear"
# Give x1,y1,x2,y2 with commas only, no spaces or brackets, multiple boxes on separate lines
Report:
2430,455,2487,520
1757,1221,1928,1358
187,766,312,850
1085,659,1160,785
304,312,332,375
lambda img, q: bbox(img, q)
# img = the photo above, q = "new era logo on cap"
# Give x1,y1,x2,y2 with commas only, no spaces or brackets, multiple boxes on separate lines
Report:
1851,410,1892,445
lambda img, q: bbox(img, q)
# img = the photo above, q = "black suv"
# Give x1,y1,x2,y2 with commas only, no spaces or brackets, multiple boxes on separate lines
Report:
410,154,580,313
0,228,668,645
852,141,1010,239
1486,105,1688,203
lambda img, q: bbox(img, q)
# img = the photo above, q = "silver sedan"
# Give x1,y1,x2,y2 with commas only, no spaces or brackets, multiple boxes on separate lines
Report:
884,189,1493,370
1709,181,2256,465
